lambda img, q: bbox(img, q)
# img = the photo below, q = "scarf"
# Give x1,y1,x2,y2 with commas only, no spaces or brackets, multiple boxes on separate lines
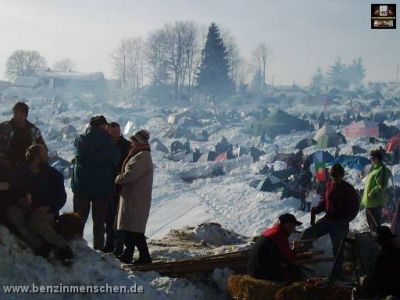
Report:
120,143,151,173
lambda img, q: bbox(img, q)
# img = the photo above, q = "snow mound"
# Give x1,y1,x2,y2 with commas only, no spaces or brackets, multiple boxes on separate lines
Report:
192,222,247,246
0,226,206,300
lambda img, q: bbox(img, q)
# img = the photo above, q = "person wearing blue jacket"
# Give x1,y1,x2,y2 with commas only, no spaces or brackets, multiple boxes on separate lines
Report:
72,115,120,251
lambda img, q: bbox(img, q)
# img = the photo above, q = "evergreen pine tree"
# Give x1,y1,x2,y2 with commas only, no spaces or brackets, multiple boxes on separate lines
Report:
197,23,233,98
310,67,325,90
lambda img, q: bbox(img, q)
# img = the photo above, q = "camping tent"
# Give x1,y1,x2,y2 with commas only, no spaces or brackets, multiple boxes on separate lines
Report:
256,175,284,192
386,133,400,152
250,109,313,138
197,151,217,163
342,120,379,140
249,147,266,162
304,150,334,169
295,138,317,150
379,123,400,140
331,155,370,171
314,124,344,148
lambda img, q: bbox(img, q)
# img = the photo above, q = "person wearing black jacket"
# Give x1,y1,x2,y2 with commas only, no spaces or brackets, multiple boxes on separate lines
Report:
5,145,72,263
14,146,66,217
104,122,131,254
356,226,400,298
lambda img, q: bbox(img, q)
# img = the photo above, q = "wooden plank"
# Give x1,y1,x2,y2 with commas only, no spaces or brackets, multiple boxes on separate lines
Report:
125,250,333,278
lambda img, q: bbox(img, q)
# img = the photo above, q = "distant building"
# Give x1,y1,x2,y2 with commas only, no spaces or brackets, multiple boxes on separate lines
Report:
9,70,108,101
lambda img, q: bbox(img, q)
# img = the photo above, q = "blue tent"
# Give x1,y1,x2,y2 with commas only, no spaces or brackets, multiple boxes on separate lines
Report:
331,155,370,171
304,150,334,169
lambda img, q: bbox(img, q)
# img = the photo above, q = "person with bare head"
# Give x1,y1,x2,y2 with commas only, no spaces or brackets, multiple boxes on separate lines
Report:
104,121,131,255
0,102,46,167
5,144,72,264
301,163,359,279
72,115,120,251
362,150,392,232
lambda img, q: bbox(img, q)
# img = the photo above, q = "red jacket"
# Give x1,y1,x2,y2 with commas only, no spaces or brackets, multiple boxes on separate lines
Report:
262,223,296,264
314,180,359,222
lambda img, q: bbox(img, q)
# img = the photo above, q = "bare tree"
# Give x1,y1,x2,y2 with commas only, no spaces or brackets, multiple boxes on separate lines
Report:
251,43,272,94
112,37,145,95
146,21,200,101
146,30,169,87
6,50,47,80
52,58,76,72
221,30,242,92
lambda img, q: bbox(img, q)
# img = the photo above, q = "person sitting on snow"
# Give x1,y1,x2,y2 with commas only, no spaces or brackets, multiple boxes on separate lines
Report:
301,163,359,279
247,213,304,283
5,145,73,264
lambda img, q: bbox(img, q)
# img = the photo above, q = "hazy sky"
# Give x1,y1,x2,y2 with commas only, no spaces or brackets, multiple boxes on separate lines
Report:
0,0,399,85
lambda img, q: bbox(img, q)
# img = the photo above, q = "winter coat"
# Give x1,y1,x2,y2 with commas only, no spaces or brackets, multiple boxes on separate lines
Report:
14,163,66,216
72,127,120,199
115,136,131,174
115,151,153,233
362,162,391,208
0,119,46,166
314,180,359,223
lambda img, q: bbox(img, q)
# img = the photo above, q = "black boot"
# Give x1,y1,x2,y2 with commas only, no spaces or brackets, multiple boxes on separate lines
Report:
118,248,133,264
132,232,152,265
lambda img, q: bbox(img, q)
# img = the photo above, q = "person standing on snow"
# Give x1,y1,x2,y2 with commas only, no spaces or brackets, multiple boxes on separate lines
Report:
247,213,304,283
362,150,391,232
104,122,131,255
301,163,359,279
72,115,120,251
115,129,153,265
0,102,46,168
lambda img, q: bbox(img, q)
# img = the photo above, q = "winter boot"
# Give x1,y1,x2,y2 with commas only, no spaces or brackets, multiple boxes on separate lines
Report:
117,248,134,264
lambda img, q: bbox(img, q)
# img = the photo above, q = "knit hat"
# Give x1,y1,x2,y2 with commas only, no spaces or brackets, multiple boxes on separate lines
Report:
131,129,150,144
89,115,108,127
13,102,29,115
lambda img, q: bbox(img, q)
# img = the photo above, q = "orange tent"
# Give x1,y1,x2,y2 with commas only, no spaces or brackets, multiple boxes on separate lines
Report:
386,133,400,152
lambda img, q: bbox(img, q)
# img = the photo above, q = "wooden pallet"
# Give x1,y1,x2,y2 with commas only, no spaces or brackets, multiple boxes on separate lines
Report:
125,250,333,278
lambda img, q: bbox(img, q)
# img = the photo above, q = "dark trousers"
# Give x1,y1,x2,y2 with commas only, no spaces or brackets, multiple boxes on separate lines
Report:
366,206,383,232
301,217,349,278
73,193,109,251
122,231,151,261
105,193,123,251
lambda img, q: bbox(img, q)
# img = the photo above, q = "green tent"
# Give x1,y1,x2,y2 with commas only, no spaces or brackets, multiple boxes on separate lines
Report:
250,109,313,138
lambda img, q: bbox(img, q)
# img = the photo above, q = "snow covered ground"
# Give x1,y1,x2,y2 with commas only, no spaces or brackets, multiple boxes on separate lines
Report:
1,86,400,299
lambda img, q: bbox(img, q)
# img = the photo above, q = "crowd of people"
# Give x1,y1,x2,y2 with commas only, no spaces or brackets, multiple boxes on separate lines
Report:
0,102,154,266
1,101,400,297
248,154,400,298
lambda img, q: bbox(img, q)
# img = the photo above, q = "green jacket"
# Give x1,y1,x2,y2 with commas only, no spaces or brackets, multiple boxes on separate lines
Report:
362,162,391,208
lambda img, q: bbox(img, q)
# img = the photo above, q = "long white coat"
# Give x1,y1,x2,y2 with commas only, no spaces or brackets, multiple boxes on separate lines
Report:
115,151,153,233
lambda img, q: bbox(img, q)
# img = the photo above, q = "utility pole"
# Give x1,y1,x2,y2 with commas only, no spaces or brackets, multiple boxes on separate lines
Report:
397,63,399,83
